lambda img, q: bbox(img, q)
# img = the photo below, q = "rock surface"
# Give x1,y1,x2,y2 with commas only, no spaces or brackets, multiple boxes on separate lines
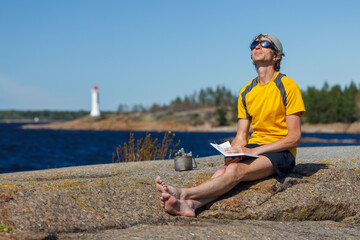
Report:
0,146,360,239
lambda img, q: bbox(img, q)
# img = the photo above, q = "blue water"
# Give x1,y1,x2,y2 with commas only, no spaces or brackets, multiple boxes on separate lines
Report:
1,122,360,174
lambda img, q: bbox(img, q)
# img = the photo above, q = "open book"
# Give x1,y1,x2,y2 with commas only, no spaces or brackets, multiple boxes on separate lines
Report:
210,141,259,158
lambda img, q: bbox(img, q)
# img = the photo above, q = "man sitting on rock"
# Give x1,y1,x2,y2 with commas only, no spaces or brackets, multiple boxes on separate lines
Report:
156,33,306,217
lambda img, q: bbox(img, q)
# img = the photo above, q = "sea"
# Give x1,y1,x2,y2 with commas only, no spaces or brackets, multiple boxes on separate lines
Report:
1,122,360,174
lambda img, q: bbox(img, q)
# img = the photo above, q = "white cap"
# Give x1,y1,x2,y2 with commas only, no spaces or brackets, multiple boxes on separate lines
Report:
256,33,283,54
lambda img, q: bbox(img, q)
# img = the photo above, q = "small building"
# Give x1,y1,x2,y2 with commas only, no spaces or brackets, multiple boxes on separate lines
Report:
90,86,100,117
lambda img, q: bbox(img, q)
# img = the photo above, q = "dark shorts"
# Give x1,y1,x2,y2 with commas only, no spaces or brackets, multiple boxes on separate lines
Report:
246,144,295,178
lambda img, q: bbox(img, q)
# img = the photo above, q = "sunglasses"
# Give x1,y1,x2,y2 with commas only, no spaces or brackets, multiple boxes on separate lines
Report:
250,40,276,51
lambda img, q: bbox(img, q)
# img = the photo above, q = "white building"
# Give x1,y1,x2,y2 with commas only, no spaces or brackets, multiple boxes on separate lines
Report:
90,86,100,117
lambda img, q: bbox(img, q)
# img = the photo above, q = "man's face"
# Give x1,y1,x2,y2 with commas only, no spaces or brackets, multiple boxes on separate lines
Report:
251,37,280,66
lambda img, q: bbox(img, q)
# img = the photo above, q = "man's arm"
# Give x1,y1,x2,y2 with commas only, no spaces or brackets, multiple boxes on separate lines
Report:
223,118,250,165
231,118,251,147
227,113,302,155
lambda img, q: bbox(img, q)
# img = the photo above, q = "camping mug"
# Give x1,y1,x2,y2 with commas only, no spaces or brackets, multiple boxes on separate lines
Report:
174,156,197,171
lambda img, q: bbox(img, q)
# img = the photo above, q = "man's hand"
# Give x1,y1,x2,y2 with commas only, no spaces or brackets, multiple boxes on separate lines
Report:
225,146,253,154
223,146,255,165
224,156,244,165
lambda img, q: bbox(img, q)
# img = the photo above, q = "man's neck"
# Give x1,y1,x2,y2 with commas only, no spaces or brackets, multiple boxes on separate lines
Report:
257,66,278,85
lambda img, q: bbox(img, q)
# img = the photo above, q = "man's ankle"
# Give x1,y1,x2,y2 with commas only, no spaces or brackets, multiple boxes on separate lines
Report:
179,189,188,200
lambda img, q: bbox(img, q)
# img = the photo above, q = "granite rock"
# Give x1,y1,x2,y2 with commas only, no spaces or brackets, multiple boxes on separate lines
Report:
0,146,360,239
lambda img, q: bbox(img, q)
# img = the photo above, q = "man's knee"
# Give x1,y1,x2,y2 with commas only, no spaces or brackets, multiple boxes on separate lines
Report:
224,163,247,182
212,166,227,178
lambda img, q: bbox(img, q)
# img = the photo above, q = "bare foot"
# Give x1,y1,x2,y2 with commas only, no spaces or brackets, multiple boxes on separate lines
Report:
156,176,181,199
161,193,195,217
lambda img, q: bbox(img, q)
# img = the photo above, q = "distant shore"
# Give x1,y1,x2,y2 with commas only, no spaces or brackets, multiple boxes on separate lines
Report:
16,116,360,134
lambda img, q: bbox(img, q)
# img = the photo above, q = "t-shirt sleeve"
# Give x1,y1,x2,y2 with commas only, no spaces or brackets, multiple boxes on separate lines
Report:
238,86,249,119
284,78,306,116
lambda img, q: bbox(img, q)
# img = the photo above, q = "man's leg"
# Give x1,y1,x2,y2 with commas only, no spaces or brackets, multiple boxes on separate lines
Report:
182,156,275,199
158,156,275,216
156,165,227,199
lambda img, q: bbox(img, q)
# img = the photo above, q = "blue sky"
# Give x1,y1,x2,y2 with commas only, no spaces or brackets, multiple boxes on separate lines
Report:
1,0,359,111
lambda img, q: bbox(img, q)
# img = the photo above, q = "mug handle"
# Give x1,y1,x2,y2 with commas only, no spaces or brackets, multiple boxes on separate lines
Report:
192,158,197,168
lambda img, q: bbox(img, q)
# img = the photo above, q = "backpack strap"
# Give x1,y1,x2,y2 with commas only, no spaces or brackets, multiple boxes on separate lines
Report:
274,73,287,110
241,77,258,119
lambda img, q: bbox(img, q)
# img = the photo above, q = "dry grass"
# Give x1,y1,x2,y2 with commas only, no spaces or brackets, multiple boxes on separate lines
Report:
113,131,181,162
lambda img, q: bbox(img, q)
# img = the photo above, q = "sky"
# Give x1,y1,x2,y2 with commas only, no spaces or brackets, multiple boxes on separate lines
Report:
1,0,360,111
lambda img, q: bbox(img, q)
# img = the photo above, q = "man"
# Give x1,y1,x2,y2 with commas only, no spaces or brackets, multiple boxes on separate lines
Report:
156,33,306,217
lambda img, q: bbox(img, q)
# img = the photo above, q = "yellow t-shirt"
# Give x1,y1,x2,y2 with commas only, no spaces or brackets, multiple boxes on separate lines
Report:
238,72,306,157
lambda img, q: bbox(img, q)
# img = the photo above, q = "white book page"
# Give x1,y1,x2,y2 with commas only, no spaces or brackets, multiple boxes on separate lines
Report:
210,141,259,158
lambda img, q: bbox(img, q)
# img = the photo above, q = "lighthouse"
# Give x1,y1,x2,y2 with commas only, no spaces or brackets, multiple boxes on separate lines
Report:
90,86,100,117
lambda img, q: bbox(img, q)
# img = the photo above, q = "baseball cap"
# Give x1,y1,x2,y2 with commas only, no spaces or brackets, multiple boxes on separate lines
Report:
256,33,283,54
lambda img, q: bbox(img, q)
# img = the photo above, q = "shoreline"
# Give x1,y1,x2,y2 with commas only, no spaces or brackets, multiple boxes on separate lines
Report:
17,121,360,145
4,117,360,134
18,119,360,134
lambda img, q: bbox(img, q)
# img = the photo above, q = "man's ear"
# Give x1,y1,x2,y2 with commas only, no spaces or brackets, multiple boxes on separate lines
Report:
273,53,281,62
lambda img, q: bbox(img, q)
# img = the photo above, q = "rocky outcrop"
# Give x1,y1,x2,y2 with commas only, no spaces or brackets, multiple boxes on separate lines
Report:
21,110,222,132
20,112,360,134
0,146,360,239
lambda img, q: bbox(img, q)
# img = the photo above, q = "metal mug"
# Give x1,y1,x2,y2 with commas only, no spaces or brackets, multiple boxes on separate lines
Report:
174,156,197,171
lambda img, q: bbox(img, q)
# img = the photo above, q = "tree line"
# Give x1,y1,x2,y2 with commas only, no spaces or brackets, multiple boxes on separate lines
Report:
4,81,359,124
0,110,89,121
302,81,360,124
167,86,238,125
140,81,360,125
117,86,239,126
